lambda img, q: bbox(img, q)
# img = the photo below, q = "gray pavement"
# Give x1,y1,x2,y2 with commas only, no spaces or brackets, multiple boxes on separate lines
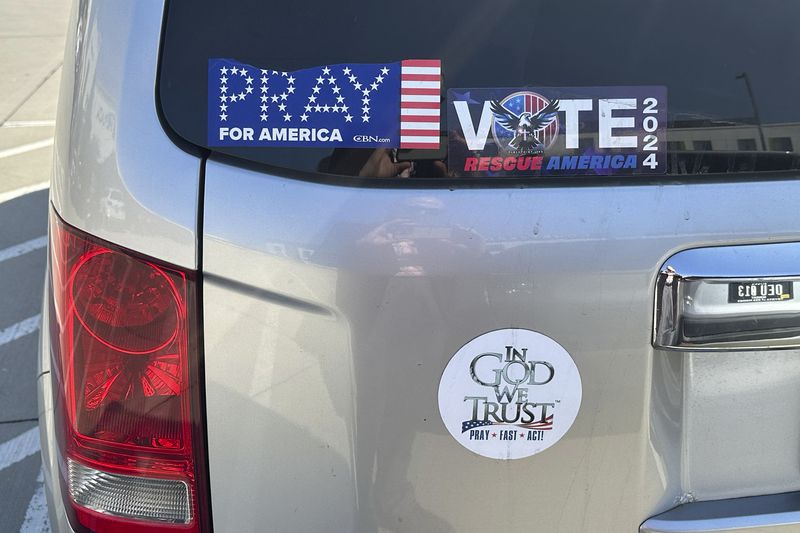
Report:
1,1,71,531
0,189,49,532
1,0,70,196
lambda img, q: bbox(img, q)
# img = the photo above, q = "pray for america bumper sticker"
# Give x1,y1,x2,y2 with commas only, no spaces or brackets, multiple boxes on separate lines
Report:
438,329,582,460
209,58,441,149
448,86,667,177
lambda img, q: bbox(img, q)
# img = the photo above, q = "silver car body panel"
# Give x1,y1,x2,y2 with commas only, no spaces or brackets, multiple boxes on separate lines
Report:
39,0,800,531
49,0,200,271
201,158,800,532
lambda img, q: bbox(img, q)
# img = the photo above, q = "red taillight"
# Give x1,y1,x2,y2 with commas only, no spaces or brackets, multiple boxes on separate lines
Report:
71,249,181,354
49,209,210,533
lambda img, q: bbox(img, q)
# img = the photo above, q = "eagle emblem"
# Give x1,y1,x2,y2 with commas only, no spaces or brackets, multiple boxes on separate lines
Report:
491,96,560,153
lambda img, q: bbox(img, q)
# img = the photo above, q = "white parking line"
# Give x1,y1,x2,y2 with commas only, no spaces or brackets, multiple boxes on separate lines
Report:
1,120,55,129
0,428,49,532
0,315,41,349
19,467,50,533
0,138,54,160
0,182,49,206
0,236,47,265
0,427,40,472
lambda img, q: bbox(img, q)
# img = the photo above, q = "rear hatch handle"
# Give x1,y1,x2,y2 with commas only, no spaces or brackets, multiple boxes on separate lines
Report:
654,242,800,351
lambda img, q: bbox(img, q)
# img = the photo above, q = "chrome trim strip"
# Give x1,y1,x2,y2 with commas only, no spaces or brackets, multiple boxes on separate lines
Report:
641,492,800,532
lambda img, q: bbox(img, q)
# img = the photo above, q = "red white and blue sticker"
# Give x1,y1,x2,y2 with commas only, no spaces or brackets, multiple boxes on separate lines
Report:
208,58,441,148
448,86,667,177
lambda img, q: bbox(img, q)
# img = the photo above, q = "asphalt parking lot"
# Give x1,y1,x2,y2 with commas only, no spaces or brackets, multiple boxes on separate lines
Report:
1,1,70,531
0,188,49,532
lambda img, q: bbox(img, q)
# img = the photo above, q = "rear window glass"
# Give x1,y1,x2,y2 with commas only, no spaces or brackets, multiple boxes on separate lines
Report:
159,0,800,179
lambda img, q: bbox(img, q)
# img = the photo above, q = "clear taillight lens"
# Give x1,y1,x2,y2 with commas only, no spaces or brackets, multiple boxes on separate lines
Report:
49,209,210,533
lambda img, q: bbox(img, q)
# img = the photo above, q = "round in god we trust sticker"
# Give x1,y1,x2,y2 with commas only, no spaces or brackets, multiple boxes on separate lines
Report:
438,329,582,460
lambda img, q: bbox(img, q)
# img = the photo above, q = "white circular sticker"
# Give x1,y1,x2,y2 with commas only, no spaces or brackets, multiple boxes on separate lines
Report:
438,329,582,460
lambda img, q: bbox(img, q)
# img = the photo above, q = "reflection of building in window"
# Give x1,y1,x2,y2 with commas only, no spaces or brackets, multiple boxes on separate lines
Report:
737,138,757,151
769,137,794,152
568,121,799,157
693,140,713,151
667,120,800,153
667,141,686,151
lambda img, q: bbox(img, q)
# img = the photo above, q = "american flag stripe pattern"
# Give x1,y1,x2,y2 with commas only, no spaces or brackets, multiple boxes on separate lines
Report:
524,93,558,149
462,417,554,433
400,59,441,149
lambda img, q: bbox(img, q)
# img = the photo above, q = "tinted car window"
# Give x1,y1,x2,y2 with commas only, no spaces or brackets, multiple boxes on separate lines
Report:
159,0,800,178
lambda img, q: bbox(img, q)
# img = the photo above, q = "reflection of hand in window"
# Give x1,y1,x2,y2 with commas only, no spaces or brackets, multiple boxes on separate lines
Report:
359,148,413,177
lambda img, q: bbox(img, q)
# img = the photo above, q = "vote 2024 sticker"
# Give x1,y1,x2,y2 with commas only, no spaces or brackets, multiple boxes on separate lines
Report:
438,329,582,460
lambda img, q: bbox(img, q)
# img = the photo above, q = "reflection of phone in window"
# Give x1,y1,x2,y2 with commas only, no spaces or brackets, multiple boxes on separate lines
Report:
396,135,447,161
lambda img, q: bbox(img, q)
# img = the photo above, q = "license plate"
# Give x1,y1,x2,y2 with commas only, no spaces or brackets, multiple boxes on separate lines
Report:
728,281,794,303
